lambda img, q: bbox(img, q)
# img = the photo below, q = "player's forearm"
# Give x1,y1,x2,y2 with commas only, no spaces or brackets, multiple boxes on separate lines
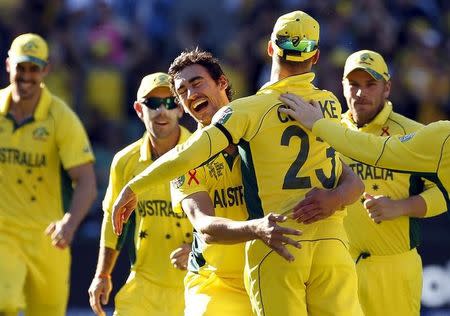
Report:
94,247,120,276
393,195,427,218
197,216,259,244
333,163,364,208
314,119,439,173
313,119,384,166
129,126,229,195
66,167,98,229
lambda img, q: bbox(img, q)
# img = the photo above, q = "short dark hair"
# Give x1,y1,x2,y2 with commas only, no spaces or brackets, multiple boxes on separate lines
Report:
168,48,233,102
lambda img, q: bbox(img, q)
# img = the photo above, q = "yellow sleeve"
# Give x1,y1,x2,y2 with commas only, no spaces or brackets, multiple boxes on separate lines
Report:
129,126,229,195
170,166,208,214
56,106,95,169
100,154,123,249
420,182,447,218
312,119,440,173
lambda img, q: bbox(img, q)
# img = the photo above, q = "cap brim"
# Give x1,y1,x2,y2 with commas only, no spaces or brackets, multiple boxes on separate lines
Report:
273,44,317,62
344,66,384,81
10,55,47,68
137,83,171,99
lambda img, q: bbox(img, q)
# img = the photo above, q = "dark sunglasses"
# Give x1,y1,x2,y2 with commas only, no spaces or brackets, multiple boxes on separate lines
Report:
141,97,178,110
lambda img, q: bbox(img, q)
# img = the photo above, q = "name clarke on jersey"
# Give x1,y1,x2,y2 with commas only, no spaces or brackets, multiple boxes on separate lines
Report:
277,99,339,124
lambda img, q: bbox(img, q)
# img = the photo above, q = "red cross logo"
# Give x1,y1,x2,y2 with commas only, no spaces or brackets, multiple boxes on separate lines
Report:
188,170,199,185
381,127,390,136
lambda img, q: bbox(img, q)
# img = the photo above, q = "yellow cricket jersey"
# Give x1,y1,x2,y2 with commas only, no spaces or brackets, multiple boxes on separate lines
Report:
171,143,248,279
101,127,193,288
129,73,346,240
313,119,450,212
214,73,346,240
0,84,94,230
341,103,446,256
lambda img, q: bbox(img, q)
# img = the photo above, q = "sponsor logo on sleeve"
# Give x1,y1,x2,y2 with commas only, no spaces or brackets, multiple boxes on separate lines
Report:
213,107,233,125
399,133,415,143
172,175,185,189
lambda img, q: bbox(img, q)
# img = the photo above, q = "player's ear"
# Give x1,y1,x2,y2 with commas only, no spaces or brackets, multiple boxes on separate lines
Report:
176,103,184,119
41,63,51,76
218,75,228,90
383,80,391,99
267,41,274,57
5,58,11,73
312,50,320,64
134,101,144,120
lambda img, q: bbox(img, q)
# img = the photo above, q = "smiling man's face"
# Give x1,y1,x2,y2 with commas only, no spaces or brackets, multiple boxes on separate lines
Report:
173,64,229,127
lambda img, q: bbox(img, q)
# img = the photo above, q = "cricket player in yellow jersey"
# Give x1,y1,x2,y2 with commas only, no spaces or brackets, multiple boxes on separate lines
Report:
88,73,193,316
337,50,447,315
278,75,450,222
112,12,364,316
168,49,253,316
0,33,97,316
169,49,322,316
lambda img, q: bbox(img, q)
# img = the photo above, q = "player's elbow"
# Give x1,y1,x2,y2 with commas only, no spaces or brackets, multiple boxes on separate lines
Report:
197,225,220,244
355,177,365,197
201,232,217,244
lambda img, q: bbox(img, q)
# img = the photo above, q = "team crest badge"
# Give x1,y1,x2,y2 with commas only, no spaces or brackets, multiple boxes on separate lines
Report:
398,133,415,143
32,126,49,141
22,41,39,54
172,175,185,189
359,53,374,65
214,107,233,125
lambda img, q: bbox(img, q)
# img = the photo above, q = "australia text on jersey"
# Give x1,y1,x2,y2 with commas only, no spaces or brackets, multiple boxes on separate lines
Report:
137,200,188,219
0,147,46,167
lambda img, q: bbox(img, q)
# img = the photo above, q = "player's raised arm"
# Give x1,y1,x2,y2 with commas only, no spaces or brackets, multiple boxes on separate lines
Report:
112,125,230,235
279,93,445,174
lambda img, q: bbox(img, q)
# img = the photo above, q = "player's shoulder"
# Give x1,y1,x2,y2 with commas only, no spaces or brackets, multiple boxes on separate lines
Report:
388,111,423,133
111,138,143,169
48,93,76,116
229,93,269,110
398,120,450,144
426,120,450,136
311,87,340,103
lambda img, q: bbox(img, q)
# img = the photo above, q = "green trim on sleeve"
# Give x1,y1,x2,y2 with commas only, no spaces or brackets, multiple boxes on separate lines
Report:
238,140,264,220
116,212,137,265
408,175,424,249
60,165,73,213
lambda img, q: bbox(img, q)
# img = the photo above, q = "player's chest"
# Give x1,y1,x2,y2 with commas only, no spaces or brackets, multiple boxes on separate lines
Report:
0,117,56,162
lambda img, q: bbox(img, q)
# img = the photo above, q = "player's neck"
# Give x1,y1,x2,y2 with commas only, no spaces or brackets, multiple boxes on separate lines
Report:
270,62,284,82
270,64,307,83
270,59,312,83
8,98,38,123
148,126,181,159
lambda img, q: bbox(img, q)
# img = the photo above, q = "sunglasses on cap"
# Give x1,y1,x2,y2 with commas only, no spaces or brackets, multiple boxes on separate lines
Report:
275,36,318,53
140,97,178,110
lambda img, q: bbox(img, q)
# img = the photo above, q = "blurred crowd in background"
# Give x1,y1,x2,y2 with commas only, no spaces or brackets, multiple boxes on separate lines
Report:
0,0,449,274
